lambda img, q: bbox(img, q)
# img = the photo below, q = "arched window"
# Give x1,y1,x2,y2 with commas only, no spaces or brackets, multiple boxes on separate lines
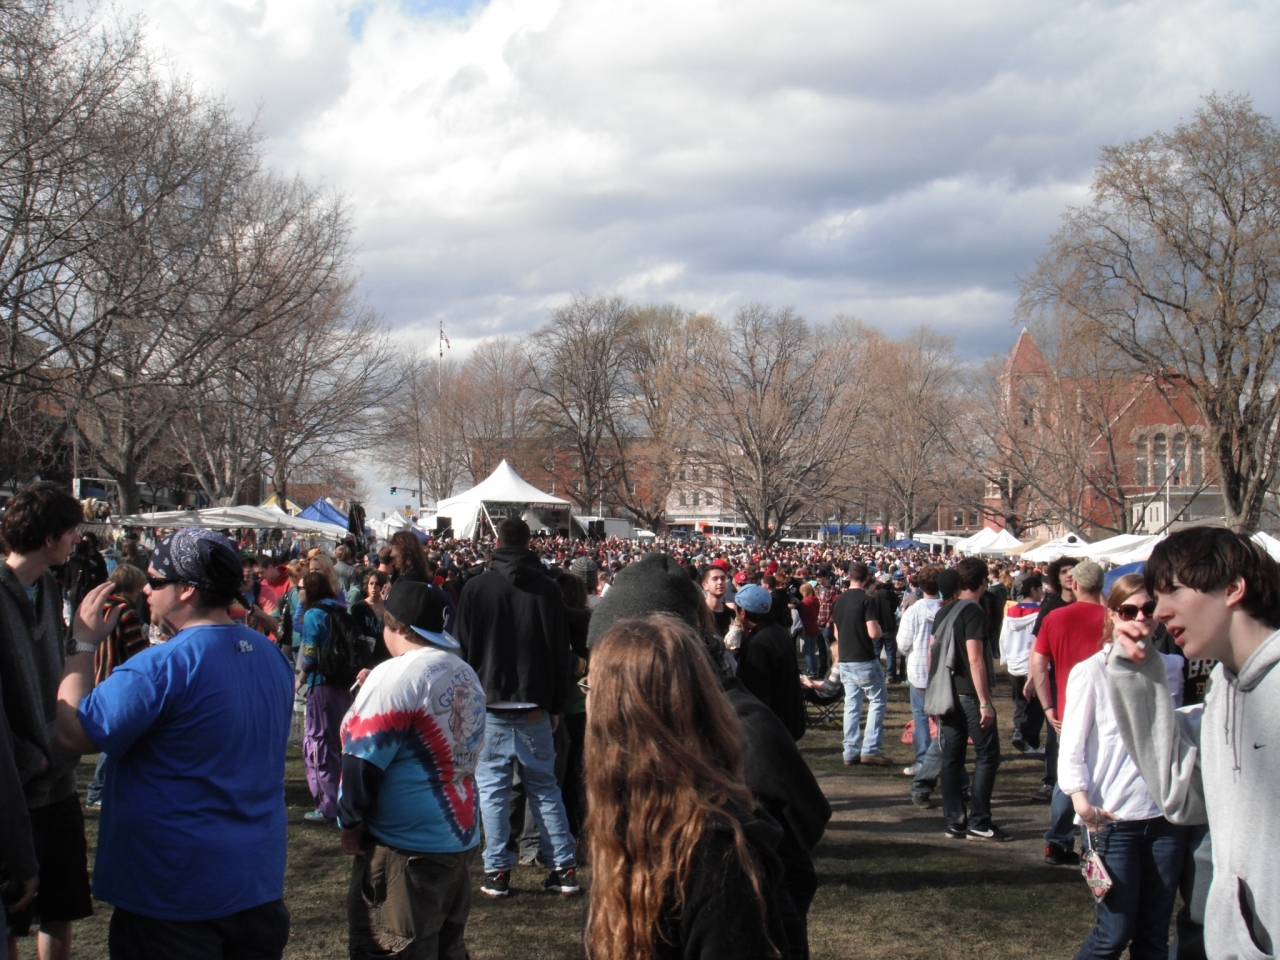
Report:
1135,437,1148,486
1152,433,1167,486
1191,437,1204,485
1173,433,1186,484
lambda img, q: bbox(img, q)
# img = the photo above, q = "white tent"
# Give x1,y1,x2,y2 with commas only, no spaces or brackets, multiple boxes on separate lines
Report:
1021,532,1091,563
973,528,1024,555
432,460,572,539
1083,534,1160,564
954,527,999,553
1252,532,1280,561
114,504,348,538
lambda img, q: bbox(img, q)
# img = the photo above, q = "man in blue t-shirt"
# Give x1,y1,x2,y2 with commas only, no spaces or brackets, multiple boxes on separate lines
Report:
54,527,295,959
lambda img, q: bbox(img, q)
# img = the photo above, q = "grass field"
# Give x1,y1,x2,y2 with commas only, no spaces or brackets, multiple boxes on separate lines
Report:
60,676,1107,959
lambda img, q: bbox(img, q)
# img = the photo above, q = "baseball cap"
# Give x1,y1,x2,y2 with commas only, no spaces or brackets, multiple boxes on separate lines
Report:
733,583,772,615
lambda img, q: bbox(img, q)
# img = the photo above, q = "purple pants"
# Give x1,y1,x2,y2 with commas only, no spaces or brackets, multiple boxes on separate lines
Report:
304,682,352,819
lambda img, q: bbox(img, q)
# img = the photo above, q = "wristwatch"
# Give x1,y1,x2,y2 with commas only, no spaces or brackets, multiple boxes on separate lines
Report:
66,638,100,656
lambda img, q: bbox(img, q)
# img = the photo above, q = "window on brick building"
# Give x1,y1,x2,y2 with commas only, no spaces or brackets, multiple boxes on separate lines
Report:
953,509,964,526
1153,433,1167,486
678,469,686,482
1173,433,1186,484
1191,437,1203,485
692,491,700,507
1135,437,1148,485
626,480,636,495
968,508,979,526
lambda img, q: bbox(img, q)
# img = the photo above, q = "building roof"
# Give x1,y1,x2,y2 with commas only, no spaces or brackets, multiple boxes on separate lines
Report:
1005,328,1052,377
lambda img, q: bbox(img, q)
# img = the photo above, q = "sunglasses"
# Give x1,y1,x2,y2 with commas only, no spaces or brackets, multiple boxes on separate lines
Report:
1114,600,1157,621
147,577,189,591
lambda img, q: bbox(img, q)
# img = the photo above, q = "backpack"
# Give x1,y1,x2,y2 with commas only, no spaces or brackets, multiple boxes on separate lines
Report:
923,599,978,717
316,606,372,688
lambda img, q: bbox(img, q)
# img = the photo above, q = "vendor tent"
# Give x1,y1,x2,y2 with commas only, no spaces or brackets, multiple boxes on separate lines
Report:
260,493,302,515
115,504,348,538
432,460,572,540
300,498,349,528
885,538,930,549
1252,531,1280,561
953,527,999,553
1082,534,1154,564
1021,532,1091,563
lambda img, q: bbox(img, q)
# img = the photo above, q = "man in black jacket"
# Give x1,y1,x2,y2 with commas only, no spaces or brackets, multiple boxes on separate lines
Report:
455,518,577,899
733,584,806,741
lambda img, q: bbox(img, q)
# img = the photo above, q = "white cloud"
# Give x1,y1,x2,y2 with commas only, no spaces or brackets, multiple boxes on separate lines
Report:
121,0,1280,356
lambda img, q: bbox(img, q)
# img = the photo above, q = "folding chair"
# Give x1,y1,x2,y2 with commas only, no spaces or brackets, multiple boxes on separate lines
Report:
804,684,844,729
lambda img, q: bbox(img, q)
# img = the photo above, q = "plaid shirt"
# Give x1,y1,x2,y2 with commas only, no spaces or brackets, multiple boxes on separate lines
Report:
817,587,840,627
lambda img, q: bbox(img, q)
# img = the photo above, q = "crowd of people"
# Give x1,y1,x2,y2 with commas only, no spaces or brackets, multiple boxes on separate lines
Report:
0,480,1276,960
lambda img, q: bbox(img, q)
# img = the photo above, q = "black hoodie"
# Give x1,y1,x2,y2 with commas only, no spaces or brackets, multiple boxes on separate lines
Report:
455,548,570,714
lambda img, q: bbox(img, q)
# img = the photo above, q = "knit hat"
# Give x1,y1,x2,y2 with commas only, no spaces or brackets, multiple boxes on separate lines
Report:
937,568,960,600
570,555,599,585
585,551,731,677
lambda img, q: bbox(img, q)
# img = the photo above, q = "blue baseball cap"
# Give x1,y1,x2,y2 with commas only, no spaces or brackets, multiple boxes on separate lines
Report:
733,583,772,615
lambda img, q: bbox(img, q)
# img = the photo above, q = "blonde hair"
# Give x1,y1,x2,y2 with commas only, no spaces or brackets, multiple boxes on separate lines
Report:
308,553,340,595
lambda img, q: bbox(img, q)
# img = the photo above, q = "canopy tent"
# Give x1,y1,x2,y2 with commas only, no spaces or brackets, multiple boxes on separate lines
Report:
1252,531,1280,561
371,511,428,542
300,499,347,528
955,527,1023,555
114,504,348,538
952,527,998,553
1104,560,1146,594
432,460,572,540
1082,533,1155,564
976,528,1024,555
259,493,301,515
1102,535,1166,566
1021,532,1091,563
885,538,930,549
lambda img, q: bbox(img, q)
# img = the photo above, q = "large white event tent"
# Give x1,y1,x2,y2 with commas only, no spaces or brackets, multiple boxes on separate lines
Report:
431,460,572,540
955,527,1024,556
1021,532,1091,563
113,504,349,539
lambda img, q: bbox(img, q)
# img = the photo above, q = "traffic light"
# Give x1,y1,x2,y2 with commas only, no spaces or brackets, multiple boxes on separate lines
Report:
390,487,397,495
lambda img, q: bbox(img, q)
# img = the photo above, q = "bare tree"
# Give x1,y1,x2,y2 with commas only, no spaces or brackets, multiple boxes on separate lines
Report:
863,328,963,538
690,305,870,543
525,294,635,511
377,350,468,507
606,304,706,531
454,335,535,483
1026,93,1280,532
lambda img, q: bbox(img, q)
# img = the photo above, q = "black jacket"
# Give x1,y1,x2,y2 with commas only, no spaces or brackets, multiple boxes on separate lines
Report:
654,804,789,960
736,623,806,741
455,548,570,714
725,679,830,851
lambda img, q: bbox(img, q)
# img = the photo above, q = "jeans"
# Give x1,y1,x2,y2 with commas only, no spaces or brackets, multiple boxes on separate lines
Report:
838,660,887,760
912,734,942,798
1174,825,1210,960
1009,673,1044,748
874,635,898,680
86,753,108,805
1044,724,1059,787
819,626,834,675
475,710,576,873
940,695,1000,831
909,685,931,765
1045,783,1078,850
513,717,571,863
1074,817,1187,960
801,634,822,676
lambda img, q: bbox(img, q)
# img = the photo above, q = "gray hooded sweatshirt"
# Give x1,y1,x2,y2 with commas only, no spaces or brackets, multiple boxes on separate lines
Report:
1108,629,1280,960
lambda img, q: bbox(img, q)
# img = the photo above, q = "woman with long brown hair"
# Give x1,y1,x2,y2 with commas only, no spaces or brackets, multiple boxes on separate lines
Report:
584,614,787,960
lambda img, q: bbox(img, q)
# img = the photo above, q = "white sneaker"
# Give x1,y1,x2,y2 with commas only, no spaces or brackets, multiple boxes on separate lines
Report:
902,763,921,776
1023,745,1046,756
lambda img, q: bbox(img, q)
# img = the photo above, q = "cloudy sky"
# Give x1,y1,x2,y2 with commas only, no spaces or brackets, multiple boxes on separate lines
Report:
122,0,1279,362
